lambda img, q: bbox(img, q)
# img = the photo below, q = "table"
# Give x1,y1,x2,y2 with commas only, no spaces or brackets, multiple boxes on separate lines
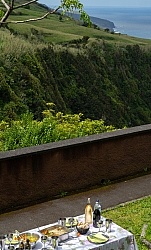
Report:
27,214,138,250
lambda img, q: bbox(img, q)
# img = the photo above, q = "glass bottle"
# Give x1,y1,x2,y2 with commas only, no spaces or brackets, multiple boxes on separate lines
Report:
85,198,93,224
25,239,31,249
93,199,102,228
19,240,24,249
94,199,102,216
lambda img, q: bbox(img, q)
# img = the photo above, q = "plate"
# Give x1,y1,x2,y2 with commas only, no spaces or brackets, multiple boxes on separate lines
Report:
87,232,109,244
5,240,19,245
5,237,19,245
65,218,78,227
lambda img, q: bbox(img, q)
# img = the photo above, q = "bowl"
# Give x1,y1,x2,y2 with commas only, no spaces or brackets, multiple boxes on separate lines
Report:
76,222,89,235
19,232,40,248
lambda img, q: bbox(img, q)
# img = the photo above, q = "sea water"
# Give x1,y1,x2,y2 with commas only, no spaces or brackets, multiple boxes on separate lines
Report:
84,6,151,40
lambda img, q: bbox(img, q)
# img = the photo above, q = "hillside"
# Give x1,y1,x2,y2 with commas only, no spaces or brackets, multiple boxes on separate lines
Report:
1,1,151,45
1,2,151,128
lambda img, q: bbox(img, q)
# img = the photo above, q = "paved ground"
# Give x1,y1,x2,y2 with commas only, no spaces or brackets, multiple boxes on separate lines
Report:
0,173,151,234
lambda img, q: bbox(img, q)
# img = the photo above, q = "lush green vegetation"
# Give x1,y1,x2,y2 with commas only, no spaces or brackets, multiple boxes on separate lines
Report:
1,1,151,146
0,103,115,151
1,6,151,249
103,196,151,249
0,0,91,28
1,32,151,128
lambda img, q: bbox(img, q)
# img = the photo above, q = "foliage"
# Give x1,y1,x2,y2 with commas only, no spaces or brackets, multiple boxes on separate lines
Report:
0,103,115,151
1,7,151,130
103,196,151,250
1,35,151,128
0,0,91,27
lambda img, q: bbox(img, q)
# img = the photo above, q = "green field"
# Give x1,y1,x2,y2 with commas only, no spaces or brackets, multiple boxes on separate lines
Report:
3,2,151,46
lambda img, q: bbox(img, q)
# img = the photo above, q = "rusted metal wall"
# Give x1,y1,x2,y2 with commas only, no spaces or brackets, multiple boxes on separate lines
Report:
0,124,151,213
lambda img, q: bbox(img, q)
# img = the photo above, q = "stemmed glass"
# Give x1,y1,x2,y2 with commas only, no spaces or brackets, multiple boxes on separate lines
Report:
6,233,13,249
105,219,112,232
68,217,74,232
41,235,48,249
0,234,6,250
97,219,103,232
105,219,110,232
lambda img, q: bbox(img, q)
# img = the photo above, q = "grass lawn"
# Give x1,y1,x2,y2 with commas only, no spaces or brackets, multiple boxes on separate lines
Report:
102,195,151,249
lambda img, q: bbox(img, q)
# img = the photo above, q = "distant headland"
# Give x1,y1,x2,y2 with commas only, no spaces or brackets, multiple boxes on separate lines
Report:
89,15,115,31
69,12,115,31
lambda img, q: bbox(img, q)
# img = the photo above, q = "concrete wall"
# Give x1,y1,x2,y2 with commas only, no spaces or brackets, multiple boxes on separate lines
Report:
0,124,151,213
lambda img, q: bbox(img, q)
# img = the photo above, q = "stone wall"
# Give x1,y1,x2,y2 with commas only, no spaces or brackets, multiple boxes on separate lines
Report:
0,124,151,213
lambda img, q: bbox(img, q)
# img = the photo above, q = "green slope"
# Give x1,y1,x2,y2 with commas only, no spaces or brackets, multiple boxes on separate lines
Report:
3,1,151,46
1,1,151,129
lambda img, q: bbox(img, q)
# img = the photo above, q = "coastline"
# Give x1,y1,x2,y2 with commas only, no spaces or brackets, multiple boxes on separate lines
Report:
84,6,151,40
69,12,115,31
89,15,115,31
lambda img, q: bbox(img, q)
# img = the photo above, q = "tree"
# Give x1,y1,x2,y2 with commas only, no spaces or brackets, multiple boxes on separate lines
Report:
0,0,90,27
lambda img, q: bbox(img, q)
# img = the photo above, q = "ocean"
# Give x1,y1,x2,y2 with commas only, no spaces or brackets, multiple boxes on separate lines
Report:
84,6,151,40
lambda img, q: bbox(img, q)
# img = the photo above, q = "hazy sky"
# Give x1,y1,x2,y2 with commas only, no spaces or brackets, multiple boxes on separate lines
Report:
40,0,151,8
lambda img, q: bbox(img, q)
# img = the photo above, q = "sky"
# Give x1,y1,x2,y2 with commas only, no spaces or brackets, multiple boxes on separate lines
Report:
39,0,151,8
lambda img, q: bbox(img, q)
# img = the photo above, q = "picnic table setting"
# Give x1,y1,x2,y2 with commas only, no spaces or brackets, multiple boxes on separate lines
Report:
0,198,138,250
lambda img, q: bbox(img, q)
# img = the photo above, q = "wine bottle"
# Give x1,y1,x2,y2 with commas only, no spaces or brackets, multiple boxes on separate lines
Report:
25,239,31,250
93,208,100,227
19,241,24,250
85,198,93,224
93,199,101,227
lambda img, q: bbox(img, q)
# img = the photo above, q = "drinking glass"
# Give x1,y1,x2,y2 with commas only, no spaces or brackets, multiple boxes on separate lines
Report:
51,236,59,249
0,235,6,250
105,219,110,232
97,219,103,232
108,219,112,232
68,217,74,232
41,235,48,249
105,219,112,232
6,233,13,248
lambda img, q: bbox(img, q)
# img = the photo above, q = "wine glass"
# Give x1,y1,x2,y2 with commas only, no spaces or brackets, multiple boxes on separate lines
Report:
97,219,103,232
108,219,112,232
68,217,74,232
0,235,6,250
51,236,59,249
105,219,110,232
105,218,113,233
41,235,48,249
6,233,13,249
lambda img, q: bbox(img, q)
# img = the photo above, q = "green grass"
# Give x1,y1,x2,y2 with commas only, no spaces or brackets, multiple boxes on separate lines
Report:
4,3,151,46
102,196,151,249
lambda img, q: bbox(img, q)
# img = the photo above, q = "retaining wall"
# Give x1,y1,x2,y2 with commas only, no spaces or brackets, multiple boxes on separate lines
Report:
0,124,151,212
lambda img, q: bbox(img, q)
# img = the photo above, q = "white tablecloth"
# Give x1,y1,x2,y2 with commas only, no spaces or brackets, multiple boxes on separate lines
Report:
11,214,139,250
26,215,138,250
